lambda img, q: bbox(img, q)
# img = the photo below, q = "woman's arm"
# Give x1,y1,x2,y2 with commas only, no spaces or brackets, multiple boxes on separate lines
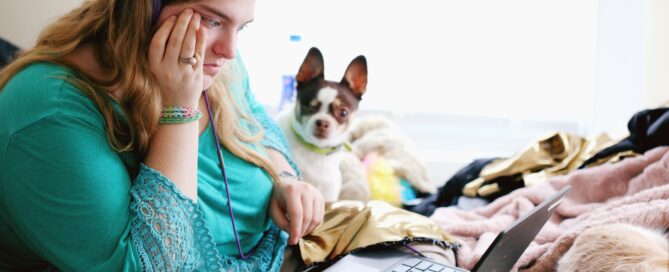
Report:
265,147,325,245
3,113,220,271
234,54,324,244
134,11,222,269
2,91,219,272
143,10,205,201
1,9,217,270
266,147,298,176
2,110,141,271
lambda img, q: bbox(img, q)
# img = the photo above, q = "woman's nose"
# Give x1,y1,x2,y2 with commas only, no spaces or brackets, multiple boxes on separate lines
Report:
211,31,237,59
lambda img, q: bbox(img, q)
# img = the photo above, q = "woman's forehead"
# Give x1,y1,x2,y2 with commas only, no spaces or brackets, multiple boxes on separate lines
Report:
163,0,255,21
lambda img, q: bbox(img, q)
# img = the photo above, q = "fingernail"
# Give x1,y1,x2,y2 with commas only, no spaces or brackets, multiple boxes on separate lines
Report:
185,9,193,15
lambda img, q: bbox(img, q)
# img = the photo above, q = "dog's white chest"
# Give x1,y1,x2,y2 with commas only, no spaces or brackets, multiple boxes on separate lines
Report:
277,110,344,201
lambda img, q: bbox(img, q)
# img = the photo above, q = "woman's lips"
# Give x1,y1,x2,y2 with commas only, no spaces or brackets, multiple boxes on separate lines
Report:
203,64,221,75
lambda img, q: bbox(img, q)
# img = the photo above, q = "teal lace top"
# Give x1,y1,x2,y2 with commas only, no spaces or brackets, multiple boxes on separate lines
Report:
0,55,295,271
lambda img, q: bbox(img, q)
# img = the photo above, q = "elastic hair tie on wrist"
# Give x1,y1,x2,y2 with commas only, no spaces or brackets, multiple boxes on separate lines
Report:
159,105,203,124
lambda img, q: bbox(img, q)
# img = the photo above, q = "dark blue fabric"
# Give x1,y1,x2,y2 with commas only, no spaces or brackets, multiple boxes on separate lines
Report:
408,158,497,216
0,38,20,67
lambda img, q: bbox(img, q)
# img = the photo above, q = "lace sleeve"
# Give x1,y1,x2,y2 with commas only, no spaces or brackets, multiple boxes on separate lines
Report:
129,164,222,271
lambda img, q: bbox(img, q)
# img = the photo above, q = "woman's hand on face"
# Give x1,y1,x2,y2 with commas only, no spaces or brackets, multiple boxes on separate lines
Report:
269,179,325,245
149,9,206,108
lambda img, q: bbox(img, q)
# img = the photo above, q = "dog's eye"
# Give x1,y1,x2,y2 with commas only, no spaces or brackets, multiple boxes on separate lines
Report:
339,109,349,118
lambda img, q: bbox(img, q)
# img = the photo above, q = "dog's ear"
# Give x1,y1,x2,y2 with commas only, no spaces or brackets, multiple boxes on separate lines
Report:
296,47,325,84
341,55,367,99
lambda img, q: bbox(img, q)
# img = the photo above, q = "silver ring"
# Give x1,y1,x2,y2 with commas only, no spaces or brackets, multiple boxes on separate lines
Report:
178,56,197,65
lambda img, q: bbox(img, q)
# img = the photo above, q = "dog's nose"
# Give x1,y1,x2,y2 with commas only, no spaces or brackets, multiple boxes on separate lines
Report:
316,119,330,130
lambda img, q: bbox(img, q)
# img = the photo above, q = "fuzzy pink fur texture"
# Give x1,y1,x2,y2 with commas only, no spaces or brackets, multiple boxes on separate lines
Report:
430,146,669,271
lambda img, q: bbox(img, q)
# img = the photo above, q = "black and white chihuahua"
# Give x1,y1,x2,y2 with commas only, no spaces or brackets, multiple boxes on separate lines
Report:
277,47,368,202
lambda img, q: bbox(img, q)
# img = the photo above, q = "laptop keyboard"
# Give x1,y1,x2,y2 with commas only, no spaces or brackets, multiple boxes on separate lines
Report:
387,256,467,272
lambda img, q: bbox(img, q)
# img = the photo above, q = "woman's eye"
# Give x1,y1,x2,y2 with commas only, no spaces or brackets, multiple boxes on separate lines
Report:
201,16,221,28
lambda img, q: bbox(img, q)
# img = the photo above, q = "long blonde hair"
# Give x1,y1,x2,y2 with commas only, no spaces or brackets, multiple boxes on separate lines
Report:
0,0,279,182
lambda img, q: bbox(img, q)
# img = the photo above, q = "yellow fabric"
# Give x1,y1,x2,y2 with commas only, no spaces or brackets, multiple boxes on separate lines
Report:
298,200,456,266
366,155,402,207
464,131,615,197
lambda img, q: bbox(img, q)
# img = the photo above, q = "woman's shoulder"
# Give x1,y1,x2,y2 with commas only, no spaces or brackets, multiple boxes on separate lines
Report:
0,62,104,134
5,61,76,90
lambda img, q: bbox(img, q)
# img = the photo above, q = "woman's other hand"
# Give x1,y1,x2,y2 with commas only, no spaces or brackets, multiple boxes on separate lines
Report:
269,179,325,245
148,9,206,108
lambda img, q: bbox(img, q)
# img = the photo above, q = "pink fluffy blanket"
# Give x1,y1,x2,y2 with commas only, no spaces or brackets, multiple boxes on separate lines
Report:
430,146,669,271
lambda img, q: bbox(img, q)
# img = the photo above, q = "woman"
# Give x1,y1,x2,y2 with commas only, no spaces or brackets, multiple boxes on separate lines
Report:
0,0,324,271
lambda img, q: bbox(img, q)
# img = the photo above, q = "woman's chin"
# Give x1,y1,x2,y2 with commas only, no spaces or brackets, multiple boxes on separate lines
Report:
203,76,214,90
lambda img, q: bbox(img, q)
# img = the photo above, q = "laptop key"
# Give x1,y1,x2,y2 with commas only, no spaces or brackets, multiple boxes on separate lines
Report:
391,265,411,272
414,261,432,270
402,258,421,267
428,264,444,271
386,256,465,272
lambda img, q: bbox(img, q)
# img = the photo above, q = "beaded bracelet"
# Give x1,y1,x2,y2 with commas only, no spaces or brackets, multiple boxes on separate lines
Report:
159,105,203,124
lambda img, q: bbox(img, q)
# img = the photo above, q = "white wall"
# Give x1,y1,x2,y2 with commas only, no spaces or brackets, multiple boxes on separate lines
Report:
240,0,601,184
241,0,599,125
0,0,84,49
1,0,666,185
645,0,669,107
591,0,647,139
590,0,669,138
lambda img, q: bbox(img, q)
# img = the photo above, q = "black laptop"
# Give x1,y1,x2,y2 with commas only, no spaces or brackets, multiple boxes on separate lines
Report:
324,186,571,272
